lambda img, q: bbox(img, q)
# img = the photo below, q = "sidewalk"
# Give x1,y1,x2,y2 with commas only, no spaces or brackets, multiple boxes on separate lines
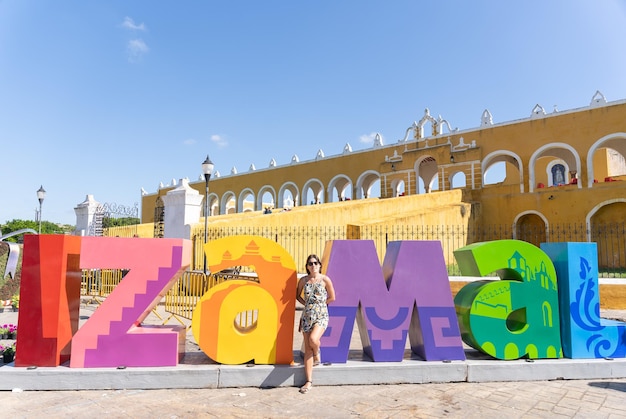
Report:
2,303,626,391
2,303,626,418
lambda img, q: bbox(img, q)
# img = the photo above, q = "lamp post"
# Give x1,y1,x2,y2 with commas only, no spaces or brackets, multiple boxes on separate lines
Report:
36,185,46,234
202,155,214,274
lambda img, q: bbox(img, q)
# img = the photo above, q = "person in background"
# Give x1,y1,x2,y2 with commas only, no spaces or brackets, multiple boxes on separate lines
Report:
296,254,336,394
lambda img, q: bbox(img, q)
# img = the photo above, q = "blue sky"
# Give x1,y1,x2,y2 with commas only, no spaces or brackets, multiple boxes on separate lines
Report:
2,1,626,226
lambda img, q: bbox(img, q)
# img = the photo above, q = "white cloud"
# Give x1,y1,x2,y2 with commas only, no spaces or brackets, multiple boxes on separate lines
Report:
126,39,149,62
122,17,146,31
183,138,197,145
210,134,228,148
359,132,380,144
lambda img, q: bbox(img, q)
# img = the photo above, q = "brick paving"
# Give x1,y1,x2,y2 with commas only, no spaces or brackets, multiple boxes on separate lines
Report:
2,305,626,418
1,379,626,418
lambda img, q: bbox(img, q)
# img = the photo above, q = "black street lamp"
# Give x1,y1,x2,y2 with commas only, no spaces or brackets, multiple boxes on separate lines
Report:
37,185,46,234
202,155,214,274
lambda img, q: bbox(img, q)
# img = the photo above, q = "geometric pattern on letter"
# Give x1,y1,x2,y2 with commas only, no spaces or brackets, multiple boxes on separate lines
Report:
386,241,465,361
454,239,562,360
324,240,403,362
193,235,297,365
542,242,626,359
324,240,464,362
70,237,190,367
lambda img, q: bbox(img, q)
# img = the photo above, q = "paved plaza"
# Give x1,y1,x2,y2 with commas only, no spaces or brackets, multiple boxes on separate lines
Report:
0,379,625,418
1,304,626,418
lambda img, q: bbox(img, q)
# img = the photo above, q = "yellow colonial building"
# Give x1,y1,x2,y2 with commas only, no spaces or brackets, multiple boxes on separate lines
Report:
85,90,626,310
141,91,625,239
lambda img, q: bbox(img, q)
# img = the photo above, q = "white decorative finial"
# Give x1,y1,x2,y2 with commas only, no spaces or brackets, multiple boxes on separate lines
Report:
531,104,546,118
481,109,493,126
373,133,383,147
590,90,607,107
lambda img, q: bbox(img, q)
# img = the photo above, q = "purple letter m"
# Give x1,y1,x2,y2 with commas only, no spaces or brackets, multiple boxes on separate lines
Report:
321,240,465,363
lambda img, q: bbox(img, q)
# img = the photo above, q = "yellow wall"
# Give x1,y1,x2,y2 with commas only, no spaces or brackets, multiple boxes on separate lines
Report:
198,189,470,230
140,98,626,242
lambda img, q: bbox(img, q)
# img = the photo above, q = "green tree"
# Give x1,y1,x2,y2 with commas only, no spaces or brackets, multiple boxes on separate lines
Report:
0,219,73,242
102,217,140,228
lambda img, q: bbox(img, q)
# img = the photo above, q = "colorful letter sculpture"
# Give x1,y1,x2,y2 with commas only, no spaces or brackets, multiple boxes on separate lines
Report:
454,240,562,359
16,235,82,367
322,240,465,363
17,235,191,368
191,235,297,365
542,242,626,358
70,237,191,367
15,234,626,368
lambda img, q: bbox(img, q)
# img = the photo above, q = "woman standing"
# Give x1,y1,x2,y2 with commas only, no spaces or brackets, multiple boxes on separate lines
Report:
296,254,336,394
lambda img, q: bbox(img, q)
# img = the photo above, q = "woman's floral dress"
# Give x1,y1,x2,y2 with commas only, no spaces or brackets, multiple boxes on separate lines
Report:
299,279,329,333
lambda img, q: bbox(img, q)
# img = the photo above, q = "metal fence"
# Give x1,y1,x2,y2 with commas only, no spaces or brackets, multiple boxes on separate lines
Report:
189,222,626,277
190,225,348,275
84,222,625,321
80,266,258,323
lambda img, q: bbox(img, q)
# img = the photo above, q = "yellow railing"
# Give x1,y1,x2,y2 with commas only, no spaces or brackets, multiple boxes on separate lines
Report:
80,267,258,324
163,271,211,321
189,224,348,273
163,270,259,323
81,269,125,301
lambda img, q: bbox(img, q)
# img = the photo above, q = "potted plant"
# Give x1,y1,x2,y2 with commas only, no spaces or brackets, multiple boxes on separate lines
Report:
8,324,17,340
11,294,19,312
2,343,16,363
0,325,8,340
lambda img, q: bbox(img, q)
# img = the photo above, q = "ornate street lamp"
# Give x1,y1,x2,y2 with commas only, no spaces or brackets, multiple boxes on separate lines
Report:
202,155,214,274
36,185,46,234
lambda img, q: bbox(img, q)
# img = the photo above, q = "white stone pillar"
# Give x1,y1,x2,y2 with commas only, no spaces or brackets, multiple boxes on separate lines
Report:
74,195,101,236
161,178,204,239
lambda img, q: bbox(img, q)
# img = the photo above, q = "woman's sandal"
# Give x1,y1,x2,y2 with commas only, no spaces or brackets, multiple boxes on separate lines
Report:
299,381,313,394
313,351,321,366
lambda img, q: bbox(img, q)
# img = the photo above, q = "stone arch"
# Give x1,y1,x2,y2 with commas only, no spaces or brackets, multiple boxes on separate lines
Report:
586,199,626,270
390,178,405,197
513,211,548,247
256,185,276,211
529,143,581,192
278,181,300,208
585,198,626,240
221,191,236,214
450,170,467,189
238,188,255,212
327,174,353,202
482,150,524,193
586,132,626,187
207,193,219,216
355,170,381,199
303,178,325,204
414,155,438,194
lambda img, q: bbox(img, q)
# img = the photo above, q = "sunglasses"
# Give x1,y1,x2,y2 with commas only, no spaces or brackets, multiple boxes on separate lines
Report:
307,261,320,266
